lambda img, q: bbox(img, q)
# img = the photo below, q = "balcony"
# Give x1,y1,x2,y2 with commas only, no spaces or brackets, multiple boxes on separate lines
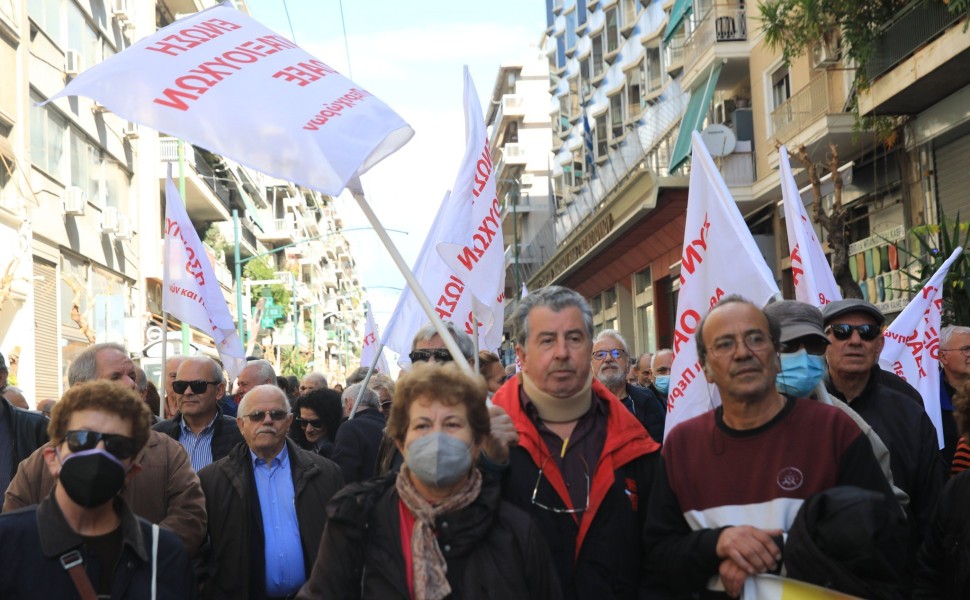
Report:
158,137,232,222
665,36,686,75
681,3,749,93
495,95,525,126
256,214,299,243
770,71,861,159
859,0,969,115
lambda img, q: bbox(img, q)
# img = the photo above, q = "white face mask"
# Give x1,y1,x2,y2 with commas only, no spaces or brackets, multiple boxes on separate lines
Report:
404,432,472,488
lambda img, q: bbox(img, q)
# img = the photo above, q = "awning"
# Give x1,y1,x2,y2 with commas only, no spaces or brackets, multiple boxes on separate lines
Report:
668,62,722,173
663,0,692,44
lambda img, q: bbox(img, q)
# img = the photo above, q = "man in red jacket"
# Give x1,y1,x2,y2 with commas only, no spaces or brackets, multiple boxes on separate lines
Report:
491,285,660,599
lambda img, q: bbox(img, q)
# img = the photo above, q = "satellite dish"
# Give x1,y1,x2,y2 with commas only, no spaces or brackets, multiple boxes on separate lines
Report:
701,124,737,157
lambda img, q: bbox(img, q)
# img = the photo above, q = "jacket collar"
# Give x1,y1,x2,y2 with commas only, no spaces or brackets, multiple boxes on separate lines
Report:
37,491,148,562
222,438,318,498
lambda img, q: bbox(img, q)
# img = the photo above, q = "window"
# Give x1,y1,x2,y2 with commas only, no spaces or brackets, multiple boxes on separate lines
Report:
606,7,620,53
68,1,100,70
580,57,591,97
622,0,638,26
646,46,662,92
69,129,100,204
103,161,130,210
595,113,608,157
28,0,64,46
771,66,791,110
30,91,67,179
628,61,644,115
610,93,624,139
592,34,604,77
565,10,578,50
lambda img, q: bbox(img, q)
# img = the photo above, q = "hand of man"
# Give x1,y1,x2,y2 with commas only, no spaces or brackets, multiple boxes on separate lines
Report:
718,558,748,598
481,405,518,464
715,526,782,575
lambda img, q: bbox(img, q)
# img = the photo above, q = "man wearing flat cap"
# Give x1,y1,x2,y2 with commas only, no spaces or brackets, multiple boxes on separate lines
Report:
821,298,943,557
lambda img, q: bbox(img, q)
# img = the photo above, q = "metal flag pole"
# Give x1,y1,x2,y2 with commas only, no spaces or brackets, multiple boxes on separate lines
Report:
348,341,384,419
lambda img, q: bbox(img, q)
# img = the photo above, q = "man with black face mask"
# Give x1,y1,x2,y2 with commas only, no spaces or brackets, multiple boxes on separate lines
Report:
0,380,196,598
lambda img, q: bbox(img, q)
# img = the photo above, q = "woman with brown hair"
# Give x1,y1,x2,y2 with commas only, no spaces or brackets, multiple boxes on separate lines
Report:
297,362,560,599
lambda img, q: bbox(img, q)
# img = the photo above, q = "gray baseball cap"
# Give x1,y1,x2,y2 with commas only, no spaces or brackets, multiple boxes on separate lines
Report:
821,298,886,326
764,300,828,344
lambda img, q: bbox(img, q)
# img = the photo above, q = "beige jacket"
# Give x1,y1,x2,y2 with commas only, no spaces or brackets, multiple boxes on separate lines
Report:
2,430,207,555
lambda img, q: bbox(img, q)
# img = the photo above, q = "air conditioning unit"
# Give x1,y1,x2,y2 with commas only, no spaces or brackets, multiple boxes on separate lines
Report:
62,186,86,216
64,50,81,76
101,206,119,233
811,37,841,68
112,0,131,20
123,122,139,140
115,214,133,240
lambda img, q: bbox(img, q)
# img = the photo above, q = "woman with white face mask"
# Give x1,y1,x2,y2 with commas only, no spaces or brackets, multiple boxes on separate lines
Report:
297,362,562,600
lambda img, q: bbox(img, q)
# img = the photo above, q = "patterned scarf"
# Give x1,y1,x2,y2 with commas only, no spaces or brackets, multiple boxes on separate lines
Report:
395,464,483,600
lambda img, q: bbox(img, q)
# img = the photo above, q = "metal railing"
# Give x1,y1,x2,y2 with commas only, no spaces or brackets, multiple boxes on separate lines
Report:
684,5,747,71
867,0,962,81
770,71,836,144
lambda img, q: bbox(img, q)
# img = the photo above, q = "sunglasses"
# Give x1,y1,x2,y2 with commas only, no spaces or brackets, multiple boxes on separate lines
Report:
295,417,324,429
172,379,220,394
408,349,453,363
825,324,881,341
64,430,138,460
240,409,290,423
780,338,829,356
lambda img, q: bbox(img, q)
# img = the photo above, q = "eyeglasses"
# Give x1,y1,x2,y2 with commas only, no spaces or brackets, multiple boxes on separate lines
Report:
172,380,220,394
940,345,970,356
592,349,627,361
780,338,829,356
241,409,289,423
295,417,324,429
708,331,772,358
825,324,881,341
298,385,313,392
408,349,453,363
64,430,138,460
531,456,590,514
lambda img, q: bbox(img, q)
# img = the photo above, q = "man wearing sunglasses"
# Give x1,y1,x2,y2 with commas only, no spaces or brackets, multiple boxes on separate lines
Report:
153,357,244,471
198,385,343,600
822,298,943,562
592,330,665,443
0,380,196,598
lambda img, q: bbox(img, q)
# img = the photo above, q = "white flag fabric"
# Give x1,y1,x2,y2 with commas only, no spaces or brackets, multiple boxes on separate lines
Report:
435,67,506,342
361,308,390,374
664,132,780,439
521,283,529,298
47,2,412,196
779,145,842,307
382,192,503,365
879,247,962,448
163,175,246,380
743,574,864,599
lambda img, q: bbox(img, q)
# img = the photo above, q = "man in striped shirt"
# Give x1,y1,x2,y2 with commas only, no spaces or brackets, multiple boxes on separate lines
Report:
154,356,243,471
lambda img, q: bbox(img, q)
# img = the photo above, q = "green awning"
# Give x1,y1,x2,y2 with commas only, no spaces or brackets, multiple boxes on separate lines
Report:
238,185,265,231
663,0,693,44
668,63,722,174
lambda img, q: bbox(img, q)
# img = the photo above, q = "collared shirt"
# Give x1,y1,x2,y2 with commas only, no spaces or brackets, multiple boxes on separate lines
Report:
250,444,305,596
178,413,218,471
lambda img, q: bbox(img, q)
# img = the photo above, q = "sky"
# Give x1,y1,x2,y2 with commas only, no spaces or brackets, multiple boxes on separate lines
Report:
245,0,548,334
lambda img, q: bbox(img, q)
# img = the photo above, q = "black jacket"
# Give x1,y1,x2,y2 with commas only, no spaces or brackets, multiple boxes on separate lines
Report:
330,408,385,484
622,383,666,444
297,472,562,599
2,398,48,481
153,408,244,466
198,439,344,600
914,469,970,598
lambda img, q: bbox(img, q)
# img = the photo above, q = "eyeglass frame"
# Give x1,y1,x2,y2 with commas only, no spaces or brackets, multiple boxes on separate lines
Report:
940,345,970,356
295,417,324,429
706,330,773,359
531,455,590,514
408,348,454,363
591,349,628,361
240,409,290,423
172,379,221,395
64,430,138,460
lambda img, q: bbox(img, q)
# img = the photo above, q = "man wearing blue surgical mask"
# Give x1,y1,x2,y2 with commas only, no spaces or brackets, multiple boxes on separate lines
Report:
650,349,673,407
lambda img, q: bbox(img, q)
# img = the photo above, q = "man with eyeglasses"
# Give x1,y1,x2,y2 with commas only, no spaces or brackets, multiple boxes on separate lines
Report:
937,325,970,472
198,384,343,600
0,380,197,598
153,356,243,471
822,298,943,558
490,286,661,599
592,330,665,443
644,295,899,598
298,372,328,397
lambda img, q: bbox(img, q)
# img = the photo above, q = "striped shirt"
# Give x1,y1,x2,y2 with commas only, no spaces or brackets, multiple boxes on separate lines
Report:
178,414,218,471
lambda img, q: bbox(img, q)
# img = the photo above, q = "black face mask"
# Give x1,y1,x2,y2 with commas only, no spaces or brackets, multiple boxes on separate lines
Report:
57,448,127,508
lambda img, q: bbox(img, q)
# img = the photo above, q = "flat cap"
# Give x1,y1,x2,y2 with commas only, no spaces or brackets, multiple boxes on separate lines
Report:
764,300,828,344
821,298,885,326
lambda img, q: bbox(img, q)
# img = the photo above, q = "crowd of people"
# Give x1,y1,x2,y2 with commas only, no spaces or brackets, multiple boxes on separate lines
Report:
0,285,967,598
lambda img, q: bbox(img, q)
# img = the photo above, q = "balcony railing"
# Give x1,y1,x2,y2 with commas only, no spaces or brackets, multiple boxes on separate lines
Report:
665,37,686,73
866,0,962,81
159,137,231,211
770,71,837,144
684,4,747,71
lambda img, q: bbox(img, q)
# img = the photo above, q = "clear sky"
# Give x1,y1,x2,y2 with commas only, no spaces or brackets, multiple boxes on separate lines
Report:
245,0,547,332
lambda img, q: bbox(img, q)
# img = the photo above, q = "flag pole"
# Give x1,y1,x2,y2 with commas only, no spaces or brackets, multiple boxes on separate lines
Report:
160,163,172,420
350,183,475,377
349,342,383,419
472,315,480,372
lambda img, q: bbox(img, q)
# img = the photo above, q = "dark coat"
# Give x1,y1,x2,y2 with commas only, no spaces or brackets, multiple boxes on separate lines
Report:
296,472,562,599
914,469,970,599
330,408,385,484
0,493,196,599
198,439,344,600
153,408,244,465
2,397,48,480
622,383,666,444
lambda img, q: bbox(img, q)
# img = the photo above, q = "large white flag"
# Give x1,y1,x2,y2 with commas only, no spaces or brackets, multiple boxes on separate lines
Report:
664,132,780,438
47,2,412,196
779,145,842,307
163,176,246,380
879,247,962,448
435,67,506,342
382,192,503,365
360,307,390,374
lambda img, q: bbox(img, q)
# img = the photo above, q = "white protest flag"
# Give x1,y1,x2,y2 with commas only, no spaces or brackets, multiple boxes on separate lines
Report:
47,2,412,196
361,308,390,374
780,145,842,307
435,67,506,346
382,192,502,365
521,283,529,298
163,176,246,380
879,247,963,448
664,132,780,438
